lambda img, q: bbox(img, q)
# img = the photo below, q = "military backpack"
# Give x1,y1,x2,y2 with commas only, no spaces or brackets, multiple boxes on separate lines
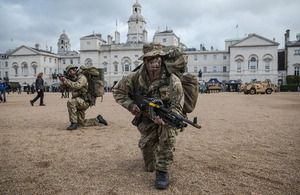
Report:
163,46,199,114
79,66,104,105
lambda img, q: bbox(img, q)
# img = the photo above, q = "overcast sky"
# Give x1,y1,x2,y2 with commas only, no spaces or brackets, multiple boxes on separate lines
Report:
1,0,299,54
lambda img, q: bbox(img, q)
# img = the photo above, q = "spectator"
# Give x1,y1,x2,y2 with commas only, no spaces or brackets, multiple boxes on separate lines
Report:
0,78,7,103
30,72,45,106
6,83,11,94
17,84,22,94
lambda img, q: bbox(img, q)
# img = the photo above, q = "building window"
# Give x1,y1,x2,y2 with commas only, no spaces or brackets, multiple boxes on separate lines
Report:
5,62,8,67
194,66,197,73
44,57,46,62
223,66,226,72
114,55,118,58
163,38,167,42
63,59,66,64
213,55,217,60
135,63,139,68
85,59,92,66
15,67,18,75
104,56,107,59
78,59,80,64
33,67,36,75
250,57,257,70
70,59,73,64
265,61,270,70
49,58,52,63
213,66,217,73
194,55,198,61
237,62,242,71
5,71,8,78
114,64,118,72
223,55,227,60
44,68,46,74
123,60,130,72
203,55,207,60
295,66,300,76
22,64,28,76
295,50,300,55
104,65,107,73
185,67,188,72
203,66,207,73
55,59,57,64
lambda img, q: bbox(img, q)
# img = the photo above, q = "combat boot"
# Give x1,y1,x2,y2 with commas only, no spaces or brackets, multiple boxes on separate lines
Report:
155,170,169,190
97,115,108,125
67,123,77,130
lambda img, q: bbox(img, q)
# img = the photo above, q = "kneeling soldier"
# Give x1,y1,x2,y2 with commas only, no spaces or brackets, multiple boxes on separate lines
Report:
59,65,107,130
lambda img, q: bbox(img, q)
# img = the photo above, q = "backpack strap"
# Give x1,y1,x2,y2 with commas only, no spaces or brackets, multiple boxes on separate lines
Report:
168,74,174,110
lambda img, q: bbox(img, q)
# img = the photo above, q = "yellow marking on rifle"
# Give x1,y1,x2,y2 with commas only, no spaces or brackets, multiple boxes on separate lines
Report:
149,102,160,108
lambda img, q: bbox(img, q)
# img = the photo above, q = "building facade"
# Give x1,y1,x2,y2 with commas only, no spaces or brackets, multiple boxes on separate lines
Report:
1,1,299,88
0,31,80,87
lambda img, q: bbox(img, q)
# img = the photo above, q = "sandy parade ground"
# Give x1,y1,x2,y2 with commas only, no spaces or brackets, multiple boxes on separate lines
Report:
0,91,299,194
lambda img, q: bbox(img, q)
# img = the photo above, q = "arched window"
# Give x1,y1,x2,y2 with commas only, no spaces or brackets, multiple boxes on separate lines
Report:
237,61,242,71
12,63,18,75
124,60,130,72
121,57,131,72
263,54,272,71
85,58,93,66
250,57,257,70
265,61,270,70
22,63,28,76
234,55,244,72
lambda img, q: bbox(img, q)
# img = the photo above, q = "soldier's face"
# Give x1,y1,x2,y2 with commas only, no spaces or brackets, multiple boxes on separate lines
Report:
69,69,76,76
145,56,162,71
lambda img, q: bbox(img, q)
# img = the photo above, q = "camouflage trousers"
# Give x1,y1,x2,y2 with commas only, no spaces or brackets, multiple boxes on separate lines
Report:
136,116,178,173
67,97,103,127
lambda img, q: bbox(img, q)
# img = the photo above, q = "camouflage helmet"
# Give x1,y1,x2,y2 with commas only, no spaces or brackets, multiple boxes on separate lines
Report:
138,42,168,60
65,64,78,72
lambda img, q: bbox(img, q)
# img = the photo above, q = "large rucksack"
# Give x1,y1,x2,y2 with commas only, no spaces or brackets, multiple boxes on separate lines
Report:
163,46,199,114
79,66,104,105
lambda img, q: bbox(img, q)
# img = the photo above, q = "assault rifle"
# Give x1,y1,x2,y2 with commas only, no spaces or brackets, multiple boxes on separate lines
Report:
130,91,201,129
57,70,69,79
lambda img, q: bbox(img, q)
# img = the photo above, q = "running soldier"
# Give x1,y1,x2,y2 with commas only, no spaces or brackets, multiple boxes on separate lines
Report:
112,42,184,189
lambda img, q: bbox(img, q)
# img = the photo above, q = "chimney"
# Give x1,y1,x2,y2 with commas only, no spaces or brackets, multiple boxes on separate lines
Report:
115,31,120,44
50,46,52,52
35,43,40,50
200,44,203,51
107,35,113,44
211,46,214,51
285,29,290,45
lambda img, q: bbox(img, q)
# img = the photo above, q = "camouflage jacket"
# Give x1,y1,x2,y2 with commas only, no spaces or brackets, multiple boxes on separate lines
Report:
112,64,184,118
60,73,88,99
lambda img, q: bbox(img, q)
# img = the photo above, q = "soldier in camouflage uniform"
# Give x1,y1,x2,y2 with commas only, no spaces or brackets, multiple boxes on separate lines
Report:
112,43,184,189
59,65,108,130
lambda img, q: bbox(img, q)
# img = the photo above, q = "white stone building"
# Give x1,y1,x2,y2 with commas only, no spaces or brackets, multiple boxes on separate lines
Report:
285,30,300,77
1,1,299,88
79,1,147,87
1,31,80,88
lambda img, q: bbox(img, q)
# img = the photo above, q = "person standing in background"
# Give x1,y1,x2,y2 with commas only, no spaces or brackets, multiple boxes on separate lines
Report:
30,72,45,106
0,78,7,103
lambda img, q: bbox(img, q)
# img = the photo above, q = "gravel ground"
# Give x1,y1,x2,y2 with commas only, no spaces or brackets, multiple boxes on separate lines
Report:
0,92,299,194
